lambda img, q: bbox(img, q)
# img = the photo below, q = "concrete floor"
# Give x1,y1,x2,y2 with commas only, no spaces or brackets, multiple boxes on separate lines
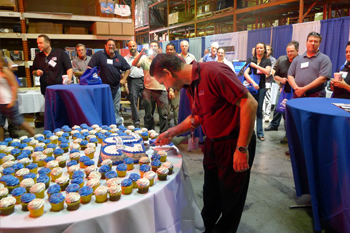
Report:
11,107,337,233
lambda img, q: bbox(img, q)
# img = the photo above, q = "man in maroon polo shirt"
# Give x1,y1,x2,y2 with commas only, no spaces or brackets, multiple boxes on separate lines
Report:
151,54,257,233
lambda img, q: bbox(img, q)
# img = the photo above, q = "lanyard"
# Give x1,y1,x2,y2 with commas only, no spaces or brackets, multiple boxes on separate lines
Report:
191,63,201,142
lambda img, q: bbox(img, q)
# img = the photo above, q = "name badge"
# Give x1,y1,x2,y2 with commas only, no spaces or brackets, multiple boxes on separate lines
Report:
48,60,57,67
52,57,57,61
107,59,113,65
340,71,348,79
301,62,309,69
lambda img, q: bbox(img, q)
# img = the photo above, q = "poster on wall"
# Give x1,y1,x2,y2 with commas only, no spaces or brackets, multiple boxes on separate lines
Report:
207,33,236,61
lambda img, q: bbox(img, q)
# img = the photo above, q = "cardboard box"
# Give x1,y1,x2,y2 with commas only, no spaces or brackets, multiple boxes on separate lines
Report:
204,2,216,12
27,23,37,33
65,27,86,34
122,22,134,35
109,22,122,35
172,12,194,24
10,50,23,61
91,22,109,35
168,13,173,25
37,22,54,34
53,24,63,34
24,114,36,128
0,0,16,7
98,0,115,2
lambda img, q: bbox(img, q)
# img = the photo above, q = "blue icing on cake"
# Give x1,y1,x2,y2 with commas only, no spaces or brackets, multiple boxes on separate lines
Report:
21,150,31,155
53,148,64,155
140,164,151,172
3,168,15,175
38,168,51,175
129,173,140,181
21,193,36,203
17,154,29,160
13,163,24,171
123,157,134,164
11,148,21,155
117,164,127,171
49,193,65,203
73,133,82,138
72,171,85,179
99,165,111,173
151,154,161,161
44,157,54,163
83,160,94,166
82,132,89,138
101,145,126,165
60,139,69,144
89,138,98,143
10,142,20,148
47,144,57,149
23,173,36,180
47,184,61,195
121,178,132,187
67,160,78,167
23,138,32,143
62,133,69,138
71,178,84,185
79,186,93,196
151,160,161,167
105,171,118,179
18,143,27,149
66,184,79,193
11,187,26,196
80,140,88,146
0,175,13,183
26,163,38,169
37,175,50,184
34,147,44,152
5,176,19,186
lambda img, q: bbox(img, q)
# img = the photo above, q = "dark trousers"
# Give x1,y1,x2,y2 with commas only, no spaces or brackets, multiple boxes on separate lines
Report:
269,90,282,128
143,89,168,133
201,134,256,233
127,78,144,125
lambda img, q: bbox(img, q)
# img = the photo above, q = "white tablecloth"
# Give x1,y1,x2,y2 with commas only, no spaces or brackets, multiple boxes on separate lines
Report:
0,145,204,233
17,90,45,114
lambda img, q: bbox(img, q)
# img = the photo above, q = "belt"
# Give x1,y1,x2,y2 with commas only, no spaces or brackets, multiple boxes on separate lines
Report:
209,130,239,142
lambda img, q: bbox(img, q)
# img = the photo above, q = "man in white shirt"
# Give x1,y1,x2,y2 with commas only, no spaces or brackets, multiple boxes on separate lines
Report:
178,40,196,64
123,41,144,128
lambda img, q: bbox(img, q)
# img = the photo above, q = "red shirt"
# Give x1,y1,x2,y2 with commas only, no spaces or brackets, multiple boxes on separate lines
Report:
186,61,248,139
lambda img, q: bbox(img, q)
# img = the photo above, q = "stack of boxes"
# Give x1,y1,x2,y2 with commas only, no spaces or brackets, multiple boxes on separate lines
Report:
91,21,134,35
168,12,194,25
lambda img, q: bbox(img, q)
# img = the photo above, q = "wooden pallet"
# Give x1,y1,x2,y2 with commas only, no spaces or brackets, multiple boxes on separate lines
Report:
196,12,213,20
214,7,233,16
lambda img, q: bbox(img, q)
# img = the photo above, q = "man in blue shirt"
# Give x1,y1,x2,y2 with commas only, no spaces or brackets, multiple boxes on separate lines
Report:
203,42,219,62
88,39,131,126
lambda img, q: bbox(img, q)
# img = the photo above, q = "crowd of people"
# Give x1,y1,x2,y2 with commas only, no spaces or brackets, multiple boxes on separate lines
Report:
1,31,350,232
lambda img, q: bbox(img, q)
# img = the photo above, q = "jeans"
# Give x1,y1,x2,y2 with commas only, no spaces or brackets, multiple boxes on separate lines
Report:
143,89,168,133
127,78,144,126
111,87,123,126
253,88,266,137
168,92,180,126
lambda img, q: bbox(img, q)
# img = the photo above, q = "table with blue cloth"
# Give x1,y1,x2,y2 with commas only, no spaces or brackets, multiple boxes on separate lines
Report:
286,97,350,232
45,84,116,131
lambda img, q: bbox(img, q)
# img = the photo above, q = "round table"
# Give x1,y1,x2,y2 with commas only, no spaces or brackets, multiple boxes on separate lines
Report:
0,144,204,233
286,97,350,232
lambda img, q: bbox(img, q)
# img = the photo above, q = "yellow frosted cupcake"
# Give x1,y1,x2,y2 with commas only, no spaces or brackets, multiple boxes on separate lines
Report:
108,185,121,201
94,186,108,203
0,196,16,215
28,198,45,217
30,183,45,198
66,192,81,210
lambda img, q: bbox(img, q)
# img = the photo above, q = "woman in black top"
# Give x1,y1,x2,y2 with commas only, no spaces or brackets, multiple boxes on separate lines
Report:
244,42,271,141
331,42,350,99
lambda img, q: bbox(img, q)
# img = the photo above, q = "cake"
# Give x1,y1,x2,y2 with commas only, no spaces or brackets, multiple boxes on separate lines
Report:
121,178,133,195
28,198,45,217
0,196,16,215
94,186,108,203
20,193,36,211
100,145,127,165
30,183,45,198
66,192,81,210
157,167,169,181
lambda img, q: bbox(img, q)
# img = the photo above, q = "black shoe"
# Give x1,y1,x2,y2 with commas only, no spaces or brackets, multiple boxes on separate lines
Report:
264,125,278,131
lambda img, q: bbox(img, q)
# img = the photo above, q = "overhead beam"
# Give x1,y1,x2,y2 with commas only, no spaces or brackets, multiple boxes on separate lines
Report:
302,0,318,19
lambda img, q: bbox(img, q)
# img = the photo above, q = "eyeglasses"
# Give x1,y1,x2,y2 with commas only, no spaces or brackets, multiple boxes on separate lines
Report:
308,32,321,37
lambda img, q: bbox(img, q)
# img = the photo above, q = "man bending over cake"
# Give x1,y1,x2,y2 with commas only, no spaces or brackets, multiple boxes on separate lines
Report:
151,54,257,233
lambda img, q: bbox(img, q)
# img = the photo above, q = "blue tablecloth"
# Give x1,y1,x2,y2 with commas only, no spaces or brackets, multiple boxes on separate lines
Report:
45,84,116,131
286,98,350,232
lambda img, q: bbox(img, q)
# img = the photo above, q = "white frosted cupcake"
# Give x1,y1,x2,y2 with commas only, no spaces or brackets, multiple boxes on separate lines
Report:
158,151,167,162
73,138,82,144
56,156,67,168
101,159,112,168
2,160,16,168
35,143,46,148
141,128,148,133
84,148,95,159
0,187,9,199
43,148,53,156
81,129,89,134
0,196,16,215
55,175,70,191
143,171,156,186
108,185,121,201
55,131,64,137
91,124,99,129
15,168,30,181
124,130,132,135
162,161,174,174
50,167,63,182
31,151,44,160
136,178,150,193
23,146,34,153
3,146,15,155
29,140,39,147
35,153,47,167
86,135,97,140
72,125,81,130
18,158,31,166
88,171,102,180
34,134,44,139
2,155,15,163
20,178,35,192
106,178,120,187
109,124,117,129
66,192,81,210
28,198,45,217
69,152,80,162
86,143,96,149
68,165,80,178
85,165,98,176
19,136,28,142
139,156,150,165
89,130,96,135
94,186,108,203
127,125,135,131
46,160,59,170
87,178,100,193
12,138,21,143
30,183,46,198
156,167,169,181
70,143,80,151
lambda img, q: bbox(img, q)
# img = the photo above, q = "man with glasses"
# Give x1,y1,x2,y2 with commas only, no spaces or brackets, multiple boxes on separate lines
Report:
288,32,331,98
32,34,73,95
203,42,219,62
72,43,91,82
88,39,131,126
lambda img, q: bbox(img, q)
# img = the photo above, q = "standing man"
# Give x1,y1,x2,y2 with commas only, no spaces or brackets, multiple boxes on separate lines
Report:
72,43,91,82
151,54,257,233
166,42,177,55
178,40,196,64
123,40,144,128
132,40,169,133
88,39,131,126
199,49,209,62
203,42,219,62
32,34,73,95
288,32,331,98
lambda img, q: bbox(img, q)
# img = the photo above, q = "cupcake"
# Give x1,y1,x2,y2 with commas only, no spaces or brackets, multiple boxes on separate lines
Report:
99,165,111,179
83,159,94,168
3,147,15,155
157,151,168,162
121,178,133,195
46,144,57,150
108,185,121,201
151,160,161,172
26,163,38,174
37,175,50,189
85,165,97,176
13,163,24,171
50,135,59,145
43,148,53,157
127,125,135,131
123,158,134,171
94,186,108,203
151,154,161,161
55,175,70,191
47,184,61,198
86,143,96,150
88,171,101,180
105,171,118,181
20,193,36,211
5,176,20,193
139,164,151,178
80,140,88,150
129,173,141,188
34,146,45,151
46,160,59,171
2,160,15,169
18,158,31,167
162,161,174,175
19,135,28,142
150,132,159,140
56,156,67,168
35,153,47,167
101,159,112,168
20,178,34,192
71,178,84,189
15,168,30,181
23,173,37,183
116,164,127,177
79,156,90,168
0,196,16,215
3,167,15,176
66,184,80,194
68,165,80,179
86,178,100,193
28,198,45,217
156,167,169,181
70,143,80,151
73,138,82,144
89,138,98,146
17,153,29,160
69,152,80,162
53,148,64,158
0,187,8,200
38,167,51,176
106,178,120,187
143,171,156,186
49,193,65,212
97,134,106,144
11,187,26,204
67,160,78,168
79,186,93,204
10,148,21,158
2,154,15,163
30,183,45,198
0,175,12,186
50,167,63,182
140,132,149,141
29,140,38,148
136,178,150,194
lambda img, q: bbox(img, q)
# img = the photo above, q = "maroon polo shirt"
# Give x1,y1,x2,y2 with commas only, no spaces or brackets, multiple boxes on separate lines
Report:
186,61,248,139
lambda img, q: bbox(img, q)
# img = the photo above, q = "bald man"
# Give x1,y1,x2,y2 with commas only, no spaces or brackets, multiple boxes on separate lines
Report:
203,42,219,62
179,40,196,64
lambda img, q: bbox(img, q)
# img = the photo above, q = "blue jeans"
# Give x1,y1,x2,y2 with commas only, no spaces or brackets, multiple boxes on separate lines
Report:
253,88,266,137
111,87,122,126
143,89,168,133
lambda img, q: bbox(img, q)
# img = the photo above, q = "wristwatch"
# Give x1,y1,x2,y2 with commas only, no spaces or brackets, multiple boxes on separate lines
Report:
236,146,248,153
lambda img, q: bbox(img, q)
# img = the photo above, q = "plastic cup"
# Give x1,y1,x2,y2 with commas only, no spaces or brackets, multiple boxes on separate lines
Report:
334,73,342,81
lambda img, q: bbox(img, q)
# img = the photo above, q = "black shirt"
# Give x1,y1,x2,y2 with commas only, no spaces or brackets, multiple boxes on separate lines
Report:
333,62,350,99
32,48,72,95
274,55,292,93
88,50,131,92
246,56,271,89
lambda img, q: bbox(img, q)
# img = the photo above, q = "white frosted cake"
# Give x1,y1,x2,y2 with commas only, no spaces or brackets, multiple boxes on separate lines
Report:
102,133,143,147
100,145,127,165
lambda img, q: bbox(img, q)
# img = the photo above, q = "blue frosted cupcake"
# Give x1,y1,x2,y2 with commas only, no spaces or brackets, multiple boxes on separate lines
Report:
79,186,93,204
53,148,64,158
10,148,21,157
23,173,37,183
0,175,13,185
47,144,57,149
151,160,161,172
72,170,85,180
79,156,90,168
105,171,118,181
104,132,112,137
151,154,161,161
70,149,80,154
60,143,69,153
3,168,15,176
89,137,98,146
99,165,111,179
66,184,80,194
17,153,29,160
11,187,26,204
83,160,94,167
34,147,44,152
18,143,27,150
44,156,54,165
139,164,151,178
116,164,127,177
43,139,51,145
13,163,24,171
6,176,20,192
10,142,20,148
22,138,32,145
62,133,70,139
67,160,78,167
123,158,134,170
129,173,141,188
38,167,51,176
97,134,106,144
121,178,133,195
21,193,36,211
26,163,38,174
49,193,65,212
47,184,61,198
71,178,84,188
80,140,88,150
37,175,50,189
140,132,149,141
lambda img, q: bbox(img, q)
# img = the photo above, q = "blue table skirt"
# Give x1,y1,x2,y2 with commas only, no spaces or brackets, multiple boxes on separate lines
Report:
286,98,350,232
178,88,204,142
45,84,116,131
